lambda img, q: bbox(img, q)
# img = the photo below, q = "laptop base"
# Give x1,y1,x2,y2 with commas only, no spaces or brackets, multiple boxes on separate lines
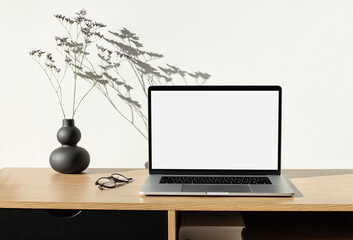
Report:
140,175,295,197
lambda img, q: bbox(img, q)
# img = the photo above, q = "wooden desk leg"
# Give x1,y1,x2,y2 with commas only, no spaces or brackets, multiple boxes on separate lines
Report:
168,210,176,240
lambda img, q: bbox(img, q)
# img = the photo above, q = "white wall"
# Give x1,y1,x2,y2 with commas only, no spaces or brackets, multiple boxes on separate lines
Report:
1,0,353,169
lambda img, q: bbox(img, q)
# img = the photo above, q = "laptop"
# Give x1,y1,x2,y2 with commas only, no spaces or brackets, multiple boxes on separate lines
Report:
140,85,295,196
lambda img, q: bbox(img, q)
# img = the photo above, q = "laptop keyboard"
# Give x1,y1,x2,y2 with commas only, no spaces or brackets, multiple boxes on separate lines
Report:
159,176,272,184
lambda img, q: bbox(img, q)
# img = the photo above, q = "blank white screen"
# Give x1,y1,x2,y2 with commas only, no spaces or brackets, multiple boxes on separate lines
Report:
151,90,279,170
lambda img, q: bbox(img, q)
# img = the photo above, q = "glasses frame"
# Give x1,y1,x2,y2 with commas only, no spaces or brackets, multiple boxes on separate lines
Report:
95,173,133,190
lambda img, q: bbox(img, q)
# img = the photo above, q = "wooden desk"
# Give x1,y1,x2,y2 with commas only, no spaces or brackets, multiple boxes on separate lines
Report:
0,168,352,240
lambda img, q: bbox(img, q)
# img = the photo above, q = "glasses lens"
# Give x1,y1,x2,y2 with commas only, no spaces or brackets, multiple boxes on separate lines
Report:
97,177,115,188
111,173,130,182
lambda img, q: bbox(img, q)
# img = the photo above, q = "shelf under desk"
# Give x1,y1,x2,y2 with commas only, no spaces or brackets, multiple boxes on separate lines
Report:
0,168,352,240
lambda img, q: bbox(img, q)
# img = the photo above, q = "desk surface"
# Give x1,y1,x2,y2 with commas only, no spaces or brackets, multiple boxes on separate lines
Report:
0,168,352,211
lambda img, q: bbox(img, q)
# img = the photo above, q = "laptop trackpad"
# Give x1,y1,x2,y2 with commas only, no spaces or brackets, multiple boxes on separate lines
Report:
181,184,251,193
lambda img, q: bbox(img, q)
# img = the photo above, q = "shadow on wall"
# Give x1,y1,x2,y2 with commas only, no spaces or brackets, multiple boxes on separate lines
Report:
93,28,212,140
30,9,211,141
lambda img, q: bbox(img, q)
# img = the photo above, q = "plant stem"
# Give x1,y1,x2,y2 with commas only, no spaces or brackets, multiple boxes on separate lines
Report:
73,80,97,117
34,58,66,118
72,74,77,118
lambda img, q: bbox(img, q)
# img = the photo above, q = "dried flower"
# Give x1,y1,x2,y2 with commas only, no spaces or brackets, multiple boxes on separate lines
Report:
76,9,87,16
29,50,39,56
64,17,74,24
81,27,92,37
65,56,72,63
75,16,85,24
37,50,45,57
54,14,65,20
96,44,106,52
55,36,69,47
31,9,210,140
94,22,106,28
116,50,132,59
46,53,55,63
85,22,92,28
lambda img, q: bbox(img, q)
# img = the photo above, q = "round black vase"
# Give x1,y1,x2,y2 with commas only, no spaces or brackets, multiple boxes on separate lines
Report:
49,119,90,174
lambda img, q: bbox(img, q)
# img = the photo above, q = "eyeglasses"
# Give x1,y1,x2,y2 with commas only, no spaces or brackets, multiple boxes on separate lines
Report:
95,173,133,190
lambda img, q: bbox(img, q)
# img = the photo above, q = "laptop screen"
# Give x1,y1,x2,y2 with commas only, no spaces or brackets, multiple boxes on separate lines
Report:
149,86,281,174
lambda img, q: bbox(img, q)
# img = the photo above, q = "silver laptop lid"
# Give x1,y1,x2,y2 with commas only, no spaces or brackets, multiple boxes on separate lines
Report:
148,86,282,175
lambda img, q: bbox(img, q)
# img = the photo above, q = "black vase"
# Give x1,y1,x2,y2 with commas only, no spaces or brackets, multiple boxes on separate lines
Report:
49,119,90,174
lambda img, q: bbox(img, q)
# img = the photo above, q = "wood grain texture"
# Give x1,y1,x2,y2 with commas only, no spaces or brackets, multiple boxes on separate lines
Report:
168,210,176,240
0,168,353,211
